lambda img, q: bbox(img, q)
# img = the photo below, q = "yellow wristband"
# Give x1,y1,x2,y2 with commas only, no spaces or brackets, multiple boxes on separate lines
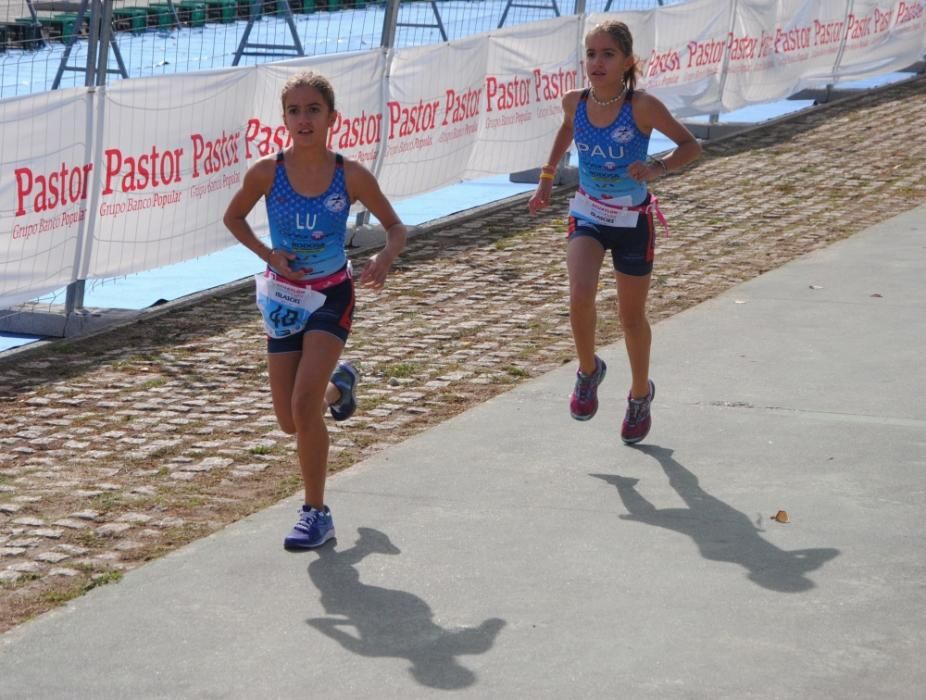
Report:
539,172,555,181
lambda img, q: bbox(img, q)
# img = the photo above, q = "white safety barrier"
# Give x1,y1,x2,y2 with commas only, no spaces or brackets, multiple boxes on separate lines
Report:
2,0,924,308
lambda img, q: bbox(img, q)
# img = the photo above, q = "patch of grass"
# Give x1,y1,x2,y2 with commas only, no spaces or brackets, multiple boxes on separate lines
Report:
180,495,207,508
73,531,108,548
449,326,482,341
503,365,530,378
515,345,542,360
87,570,123,589
493,237,519,251
3,573,42,590
49,343,77,354
487,372,517,385
73,562,102,574
383,362,419,379
248,445,274,455
355,394,387,411
108,356,150,372
140,378,166,391
39,588,78,605
149,444,184,460
270,474,304,500
492,231,533,251
90,492,125,510
774,183,798,195
398,287,427,299
1,572,42,589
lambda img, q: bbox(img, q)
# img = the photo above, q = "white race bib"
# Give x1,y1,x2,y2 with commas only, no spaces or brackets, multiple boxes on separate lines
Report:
569,191,639,228
254,273,326,339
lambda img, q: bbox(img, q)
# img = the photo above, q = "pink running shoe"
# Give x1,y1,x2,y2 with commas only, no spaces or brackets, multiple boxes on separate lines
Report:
570,356,607,421
621,379,655,445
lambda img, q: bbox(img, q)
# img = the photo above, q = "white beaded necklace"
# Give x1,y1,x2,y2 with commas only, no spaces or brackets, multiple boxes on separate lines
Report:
589,86,626,107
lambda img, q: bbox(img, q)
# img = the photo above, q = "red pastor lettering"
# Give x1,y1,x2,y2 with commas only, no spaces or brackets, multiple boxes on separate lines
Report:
244,118,291,159
442,87,482,126
191,130,240,178
484,75,531,113
14,161,93,217
101,145,184,195
328,110,383,149
386,99,440,139
532,67,577,102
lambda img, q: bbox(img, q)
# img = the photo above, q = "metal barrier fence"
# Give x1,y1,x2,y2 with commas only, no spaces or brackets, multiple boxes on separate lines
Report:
0,0,675,98
3,0,921,336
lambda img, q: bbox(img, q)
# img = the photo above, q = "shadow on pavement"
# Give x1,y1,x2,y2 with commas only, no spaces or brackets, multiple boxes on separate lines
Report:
592,445,840,593
305,527,506,690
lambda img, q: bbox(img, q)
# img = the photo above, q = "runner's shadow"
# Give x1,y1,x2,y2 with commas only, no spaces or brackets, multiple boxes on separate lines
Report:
306,527,505,690
591,445,839,593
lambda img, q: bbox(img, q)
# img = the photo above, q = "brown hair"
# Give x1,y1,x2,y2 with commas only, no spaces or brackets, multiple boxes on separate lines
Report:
280,71,336,112
587,20,640,93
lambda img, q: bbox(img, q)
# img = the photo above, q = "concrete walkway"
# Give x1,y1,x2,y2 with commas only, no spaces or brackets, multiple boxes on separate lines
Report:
1,204,924,698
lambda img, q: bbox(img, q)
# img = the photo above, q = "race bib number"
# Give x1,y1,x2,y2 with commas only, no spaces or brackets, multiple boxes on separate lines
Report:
254,273,326,339
569,191,639,228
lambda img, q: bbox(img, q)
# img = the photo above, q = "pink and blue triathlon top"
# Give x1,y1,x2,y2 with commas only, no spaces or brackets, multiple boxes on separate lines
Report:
573,90,650,207
265,151,351,280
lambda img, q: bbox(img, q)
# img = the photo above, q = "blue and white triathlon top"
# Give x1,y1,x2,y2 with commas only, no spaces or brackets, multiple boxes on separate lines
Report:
573,90,650,207
265,151,351,279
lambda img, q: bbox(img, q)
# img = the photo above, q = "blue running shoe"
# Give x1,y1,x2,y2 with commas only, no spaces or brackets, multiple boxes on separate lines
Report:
329,361,359,421
284,505,335,550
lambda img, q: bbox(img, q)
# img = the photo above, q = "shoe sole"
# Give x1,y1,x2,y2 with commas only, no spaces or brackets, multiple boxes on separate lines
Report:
284,528,336,551
330,362,359,421
571,411,596,421
621,429,649,445
570,360,607,421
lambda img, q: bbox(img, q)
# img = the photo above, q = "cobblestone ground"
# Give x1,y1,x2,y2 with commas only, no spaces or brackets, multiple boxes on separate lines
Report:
1,76,925,633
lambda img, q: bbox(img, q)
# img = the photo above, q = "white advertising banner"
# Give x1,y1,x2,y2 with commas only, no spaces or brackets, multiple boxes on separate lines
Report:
379,36,490,199
836,0,926,80
719,0,839,111
469,17,582,179
87,67,257,279
591,0,925,116
0,89,94,307
587,0,734,116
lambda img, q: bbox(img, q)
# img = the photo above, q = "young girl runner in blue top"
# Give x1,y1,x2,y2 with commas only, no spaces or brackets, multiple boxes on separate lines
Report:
224,72,407,549
529,20,701,444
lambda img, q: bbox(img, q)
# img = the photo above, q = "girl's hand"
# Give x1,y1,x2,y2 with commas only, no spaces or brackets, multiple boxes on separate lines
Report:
268,249,306,281
528,180,554,214
626,160,662,183
359,251,395,290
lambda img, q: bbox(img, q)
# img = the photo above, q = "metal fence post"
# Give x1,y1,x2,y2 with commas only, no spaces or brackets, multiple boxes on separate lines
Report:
354,0,401,230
